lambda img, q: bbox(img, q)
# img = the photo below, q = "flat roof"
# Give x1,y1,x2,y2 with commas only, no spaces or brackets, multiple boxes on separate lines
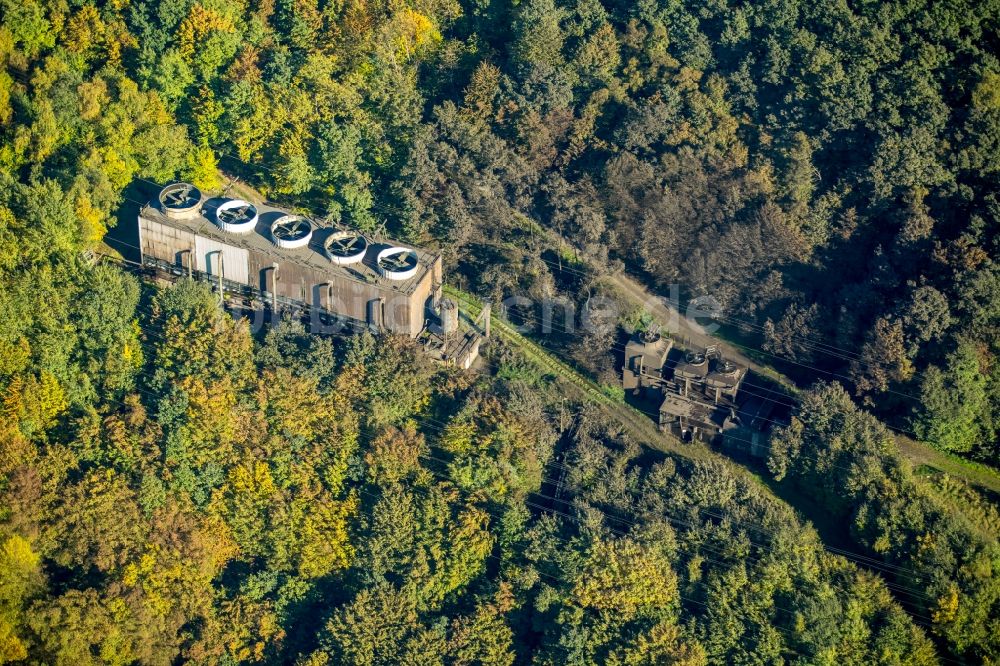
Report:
674,355,746,383
626,334,672,373
660,393,730,427
140,197,440,297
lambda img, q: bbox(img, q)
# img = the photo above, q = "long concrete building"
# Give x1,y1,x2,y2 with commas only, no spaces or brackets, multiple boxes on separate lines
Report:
138,183,443,337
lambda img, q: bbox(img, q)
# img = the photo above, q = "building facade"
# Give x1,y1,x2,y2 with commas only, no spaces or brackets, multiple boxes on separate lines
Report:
138,183,443,338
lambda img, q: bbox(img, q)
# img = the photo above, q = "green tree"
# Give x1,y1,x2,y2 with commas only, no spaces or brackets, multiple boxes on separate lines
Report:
914,342,994,454
320,585,447,666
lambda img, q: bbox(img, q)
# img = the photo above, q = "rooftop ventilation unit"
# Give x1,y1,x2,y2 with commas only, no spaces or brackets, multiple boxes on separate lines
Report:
376,246,419,280
323,231,369,265
270,215,314,249
715,358,737,374
215,199,258,234
685,351,707,366
159,183,202,219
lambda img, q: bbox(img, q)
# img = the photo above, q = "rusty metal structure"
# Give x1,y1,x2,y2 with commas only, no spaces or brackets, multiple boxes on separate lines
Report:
624,330,780,448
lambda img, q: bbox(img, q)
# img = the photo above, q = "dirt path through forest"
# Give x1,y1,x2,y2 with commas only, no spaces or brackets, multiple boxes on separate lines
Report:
600,271,766,372
600,269,1000,495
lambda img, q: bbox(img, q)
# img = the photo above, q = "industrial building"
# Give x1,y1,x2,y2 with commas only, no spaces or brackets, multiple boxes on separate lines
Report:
623,330,782,450
137,183,485,367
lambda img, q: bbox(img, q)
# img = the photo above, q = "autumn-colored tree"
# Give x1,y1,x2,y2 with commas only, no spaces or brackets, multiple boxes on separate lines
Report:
850,317,914,400
0,535,43,663
570,538,678,616
2,0,999,662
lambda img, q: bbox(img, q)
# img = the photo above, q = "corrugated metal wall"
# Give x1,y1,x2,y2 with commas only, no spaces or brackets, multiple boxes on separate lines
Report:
195,236,250,284
140,217,196,269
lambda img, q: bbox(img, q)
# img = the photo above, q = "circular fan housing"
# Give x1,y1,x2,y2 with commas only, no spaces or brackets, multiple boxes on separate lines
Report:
376,246,419,280
324,231,369,265
716,359,737,374
640,330,661,344
685,351,706,366
159,183,202,218
215,199,259,234
270,215,314,249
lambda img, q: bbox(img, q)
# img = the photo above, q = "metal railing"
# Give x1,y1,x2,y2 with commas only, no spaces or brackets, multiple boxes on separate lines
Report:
139,256,369,334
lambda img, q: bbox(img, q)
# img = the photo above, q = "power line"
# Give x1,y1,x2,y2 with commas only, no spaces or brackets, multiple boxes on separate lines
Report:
98,233,935,504
204,145,896,372
121,168,924,425
81,262,950,597
49,311,945,627
101,198,985,591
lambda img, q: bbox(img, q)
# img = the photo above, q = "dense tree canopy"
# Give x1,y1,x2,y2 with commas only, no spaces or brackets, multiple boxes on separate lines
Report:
3,0,998,460
0,274,955,662
1,0,999,663
768,383,1000,662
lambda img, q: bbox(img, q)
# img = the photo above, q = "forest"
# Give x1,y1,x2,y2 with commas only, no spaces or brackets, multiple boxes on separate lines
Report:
0,0,999,663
